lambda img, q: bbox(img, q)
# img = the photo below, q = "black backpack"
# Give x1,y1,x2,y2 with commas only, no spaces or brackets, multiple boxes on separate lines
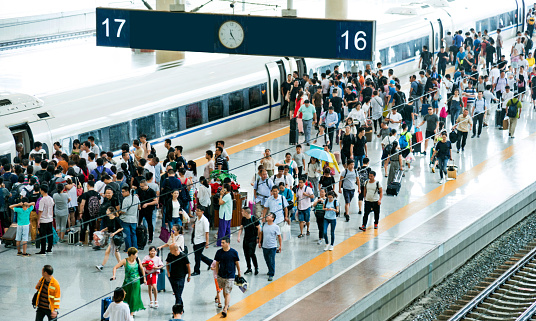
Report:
416,82,425,96
95,167,107,181
35,170,47,184
8,183,26,205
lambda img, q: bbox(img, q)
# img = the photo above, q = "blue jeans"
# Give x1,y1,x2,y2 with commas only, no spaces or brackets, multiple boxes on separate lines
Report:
323,219,336,245
438,156,449,179
262,247,277,277
354,155,365,168
450,108,460,127
169,277,186,305
120,221,137,250
303,119,313,144
171,217,182,227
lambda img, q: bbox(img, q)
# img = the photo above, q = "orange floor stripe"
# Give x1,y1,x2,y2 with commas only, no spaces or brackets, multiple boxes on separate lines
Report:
193,127,290,167
207,132,536,321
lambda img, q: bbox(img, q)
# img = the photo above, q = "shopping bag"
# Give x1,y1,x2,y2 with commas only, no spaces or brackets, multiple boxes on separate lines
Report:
281,222,291,241
415,127,423,143
405,152,416,164
447,160,457,179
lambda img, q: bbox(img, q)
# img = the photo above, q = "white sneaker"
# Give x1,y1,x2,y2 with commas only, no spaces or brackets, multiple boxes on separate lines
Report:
328,245,334,251
96,265,104,271
317,239,323,245
324,244,329,251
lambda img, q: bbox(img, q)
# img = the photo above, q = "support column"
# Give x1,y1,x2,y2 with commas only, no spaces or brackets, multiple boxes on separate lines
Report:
155,0,185,64
325,0,347,20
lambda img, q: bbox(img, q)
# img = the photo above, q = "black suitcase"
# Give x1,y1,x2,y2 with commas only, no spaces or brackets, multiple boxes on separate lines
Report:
290,117,297,131
412,136,421,154
289,129,299,145
495,109,502,127
386,170,403,196
136,225,147,250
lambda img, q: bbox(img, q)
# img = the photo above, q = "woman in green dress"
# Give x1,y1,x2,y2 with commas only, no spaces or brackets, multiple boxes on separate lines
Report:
112,247,145,316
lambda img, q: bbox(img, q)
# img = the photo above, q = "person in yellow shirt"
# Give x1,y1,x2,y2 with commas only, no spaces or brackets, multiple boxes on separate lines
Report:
527,52,535,72
321,145,340,175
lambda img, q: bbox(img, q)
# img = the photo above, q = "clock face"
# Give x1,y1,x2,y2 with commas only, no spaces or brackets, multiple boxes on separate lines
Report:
218,21,244,49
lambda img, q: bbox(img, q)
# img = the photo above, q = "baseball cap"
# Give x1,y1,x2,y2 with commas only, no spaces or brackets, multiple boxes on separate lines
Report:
389,80,395,85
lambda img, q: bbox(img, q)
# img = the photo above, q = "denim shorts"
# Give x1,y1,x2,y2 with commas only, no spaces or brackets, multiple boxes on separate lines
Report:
343,189,355,204
298,208,311,222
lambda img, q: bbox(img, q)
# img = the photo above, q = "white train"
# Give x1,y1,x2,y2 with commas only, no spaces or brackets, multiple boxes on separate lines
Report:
0,0,530,162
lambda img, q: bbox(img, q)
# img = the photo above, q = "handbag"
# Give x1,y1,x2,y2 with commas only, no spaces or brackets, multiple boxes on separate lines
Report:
136,258,145,284
440,107,448,119
112,232,125,246
159,226,170,243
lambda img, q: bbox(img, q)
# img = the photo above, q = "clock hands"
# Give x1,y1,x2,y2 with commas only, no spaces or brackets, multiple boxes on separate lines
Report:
230,29,235,40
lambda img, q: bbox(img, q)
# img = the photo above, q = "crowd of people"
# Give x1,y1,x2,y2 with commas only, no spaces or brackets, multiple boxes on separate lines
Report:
1,19,535,321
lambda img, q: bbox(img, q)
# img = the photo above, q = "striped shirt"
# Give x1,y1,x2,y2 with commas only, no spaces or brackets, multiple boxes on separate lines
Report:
38,279,50,310
464,87,476,105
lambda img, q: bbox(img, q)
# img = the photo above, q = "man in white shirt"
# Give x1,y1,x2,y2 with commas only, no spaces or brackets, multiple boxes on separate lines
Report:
386,108,403,132
500,86,514,129
192,207,212,275
204,150,215,179
296,178,314,238
88,136,100,156
262,186,289,225
87,153,97,173
144,156,157,176
29,142,47,158
80,142,90,160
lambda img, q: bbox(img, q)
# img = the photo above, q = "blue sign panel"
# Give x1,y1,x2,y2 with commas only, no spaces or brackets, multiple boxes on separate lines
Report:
96,8,376,61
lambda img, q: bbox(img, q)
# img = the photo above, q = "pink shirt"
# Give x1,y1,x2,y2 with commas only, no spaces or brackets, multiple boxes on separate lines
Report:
142,255,163,274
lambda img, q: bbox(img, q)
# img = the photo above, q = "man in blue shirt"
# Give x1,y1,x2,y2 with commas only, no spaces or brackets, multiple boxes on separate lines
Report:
471,91,487,138
454,30,464,48
386,80,397,109
90,158,115,179
298,100,317,146
325,106,339,151
253,170,273,219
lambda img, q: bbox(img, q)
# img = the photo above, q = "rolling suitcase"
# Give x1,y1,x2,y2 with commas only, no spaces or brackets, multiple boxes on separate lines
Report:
136,225,148,250
386,170,403,196
333,151,341,164
101,296,112,321
1,223,17,247
495,109,502,127
156,248,166,292
421,104,430,117
68,229,79,245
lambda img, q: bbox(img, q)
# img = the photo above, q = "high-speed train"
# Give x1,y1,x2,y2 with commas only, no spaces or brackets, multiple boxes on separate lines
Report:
0,0,530,162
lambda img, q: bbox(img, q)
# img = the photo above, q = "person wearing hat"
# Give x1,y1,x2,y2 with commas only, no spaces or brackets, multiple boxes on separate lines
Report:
325,105,339,151
298,99,317,146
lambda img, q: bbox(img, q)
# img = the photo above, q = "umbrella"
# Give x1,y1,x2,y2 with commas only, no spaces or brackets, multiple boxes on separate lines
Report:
306,149,332,162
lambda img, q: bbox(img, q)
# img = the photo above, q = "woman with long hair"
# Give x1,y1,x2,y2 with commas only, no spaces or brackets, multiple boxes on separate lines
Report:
197,176,212,223
387,141,403,184
71,139,81,155
111,247,145,317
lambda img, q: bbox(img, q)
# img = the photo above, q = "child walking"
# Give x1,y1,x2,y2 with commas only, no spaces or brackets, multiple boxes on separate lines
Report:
142,246,164,308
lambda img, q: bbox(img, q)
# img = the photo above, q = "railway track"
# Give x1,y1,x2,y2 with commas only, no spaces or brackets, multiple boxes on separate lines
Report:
437,241,536,321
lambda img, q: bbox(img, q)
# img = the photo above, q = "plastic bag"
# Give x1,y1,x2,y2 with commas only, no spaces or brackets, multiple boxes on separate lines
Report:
405,152,416,164
281,222,291,241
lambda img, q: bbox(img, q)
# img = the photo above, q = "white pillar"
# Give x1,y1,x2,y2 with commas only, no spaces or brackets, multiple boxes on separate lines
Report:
282,0,297,17
325,0,347,19
156,0,185,64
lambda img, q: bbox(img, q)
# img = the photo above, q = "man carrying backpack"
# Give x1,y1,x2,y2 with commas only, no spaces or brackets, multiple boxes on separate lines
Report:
357,158,372,217
399,124,413,171
78,180,102,246
339,160,360,222
507,96,522,139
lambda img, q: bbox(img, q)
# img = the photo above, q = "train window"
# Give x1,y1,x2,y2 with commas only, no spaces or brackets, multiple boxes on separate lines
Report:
185,103,202,129
261,83,268,105
208,97,224,122
273,79,279,102
109,122,130,151
61,138,71,154
489,17,497,31
379,48,388,66
79,130,102,149
511,10,517,26
0,154,11,163
229,91,244,115
249,85,263,109
161,108,179,136
136,115,156,141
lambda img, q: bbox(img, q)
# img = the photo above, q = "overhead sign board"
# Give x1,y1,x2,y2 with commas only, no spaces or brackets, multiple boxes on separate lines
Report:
96,8,376,61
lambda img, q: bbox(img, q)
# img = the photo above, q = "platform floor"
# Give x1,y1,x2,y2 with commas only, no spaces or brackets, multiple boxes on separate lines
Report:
3,94,536,320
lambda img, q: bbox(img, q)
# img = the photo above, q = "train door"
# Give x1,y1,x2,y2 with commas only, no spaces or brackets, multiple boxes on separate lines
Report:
265,62,282,122
287,58,298,76
429,20,441,58
9,123,34,159
295,58,307,78
437,19,444,50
